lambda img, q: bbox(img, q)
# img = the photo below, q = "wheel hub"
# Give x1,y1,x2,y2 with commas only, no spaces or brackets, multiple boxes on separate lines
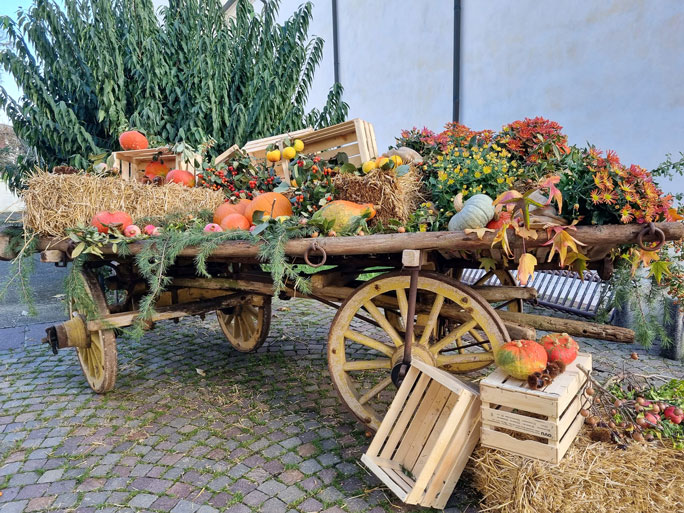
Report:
390,343,435,387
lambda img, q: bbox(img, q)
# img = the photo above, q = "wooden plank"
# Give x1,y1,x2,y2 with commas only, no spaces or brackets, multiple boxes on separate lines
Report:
393,380,451,467
555,398,589,463
215,144,241,165
318,142,361,160
405,394,476,504
472,286,537,301
33,222,684,264
360,455,410,501
379,373,432,459
482,406,557,439
480,426,554,462
366,366,420,456
431,415,481,508
87,293,247,330
411,392,459,475
411,359,477,396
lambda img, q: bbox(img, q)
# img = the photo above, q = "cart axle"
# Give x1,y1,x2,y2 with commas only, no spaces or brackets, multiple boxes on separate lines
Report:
42,314,89,354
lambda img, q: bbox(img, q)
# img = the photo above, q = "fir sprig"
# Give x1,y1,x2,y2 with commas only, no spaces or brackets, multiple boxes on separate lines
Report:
0,227,38,315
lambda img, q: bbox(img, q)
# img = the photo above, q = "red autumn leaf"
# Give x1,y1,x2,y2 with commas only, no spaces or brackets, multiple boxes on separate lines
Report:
543,225,586,266
539,175,563,212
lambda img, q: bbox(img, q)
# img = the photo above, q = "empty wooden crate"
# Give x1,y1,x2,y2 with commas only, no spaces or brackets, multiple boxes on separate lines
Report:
112,147,202,183
362,359,481,509
480,352,592,464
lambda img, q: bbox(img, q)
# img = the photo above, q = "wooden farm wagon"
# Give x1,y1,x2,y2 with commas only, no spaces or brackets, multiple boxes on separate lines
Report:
4,221,682,431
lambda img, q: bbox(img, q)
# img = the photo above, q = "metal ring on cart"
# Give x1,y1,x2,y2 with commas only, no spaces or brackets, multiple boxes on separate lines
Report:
303,241,327,268
637,222,666,251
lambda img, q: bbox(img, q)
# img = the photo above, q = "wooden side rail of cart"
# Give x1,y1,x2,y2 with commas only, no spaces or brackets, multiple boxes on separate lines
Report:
2,221,682,430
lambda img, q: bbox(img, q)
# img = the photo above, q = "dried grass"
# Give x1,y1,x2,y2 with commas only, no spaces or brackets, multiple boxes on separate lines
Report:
470,433,684,513
333,167,422,224
23,171,224,236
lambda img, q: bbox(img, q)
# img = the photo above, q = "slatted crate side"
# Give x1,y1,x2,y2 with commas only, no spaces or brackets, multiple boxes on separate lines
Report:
480,353,592,418
479,353,592,464
112,147,202,183
242,126,314,159
363,360,481,509
480,394,590,464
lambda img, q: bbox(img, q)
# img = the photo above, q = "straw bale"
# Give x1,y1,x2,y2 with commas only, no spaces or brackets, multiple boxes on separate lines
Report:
332,167,422,224
469,433,684,513
23,172,224,236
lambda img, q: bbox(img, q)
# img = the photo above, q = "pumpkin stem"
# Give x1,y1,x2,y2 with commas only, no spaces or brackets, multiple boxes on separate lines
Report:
453,193,464,213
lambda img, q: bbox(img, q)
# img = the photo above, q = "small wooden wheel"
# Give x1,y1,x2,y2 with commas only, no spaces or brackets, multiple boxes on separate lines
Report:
69,270,118,393
217,295,272,352
328,271,509,430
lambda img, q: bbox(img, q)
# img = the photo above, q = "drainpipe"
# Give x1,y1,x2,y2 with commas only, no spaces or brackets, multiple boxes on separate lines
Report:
453,0,462,122
332,0,340,84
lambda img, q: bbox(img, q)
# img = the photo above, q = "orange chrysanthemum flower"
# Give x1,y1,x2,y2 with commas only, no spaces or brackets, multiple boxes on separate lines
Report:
602,191,617,205
590,189,602,204
619,206,634,223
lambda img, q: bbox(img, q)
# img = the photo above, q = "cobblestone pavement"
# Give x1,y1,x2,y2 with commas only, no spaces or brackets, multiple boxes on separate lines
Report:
1,298,682,513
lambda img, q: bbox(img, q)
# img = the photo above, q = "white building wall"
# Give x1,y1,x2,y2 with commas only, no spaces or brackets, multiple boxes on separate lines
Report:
461,0,684,193
275,0,454,152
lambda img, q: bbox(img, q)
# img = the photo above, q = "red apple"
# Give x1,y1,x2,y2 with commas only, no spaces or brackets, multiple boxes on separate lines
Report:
123,225,141,237
203,223,223,233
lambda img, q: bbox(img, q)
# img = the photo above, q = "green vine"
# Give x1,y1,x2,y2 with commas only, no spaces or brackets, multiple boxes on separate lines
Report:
598,264,672,348
0,226,38,315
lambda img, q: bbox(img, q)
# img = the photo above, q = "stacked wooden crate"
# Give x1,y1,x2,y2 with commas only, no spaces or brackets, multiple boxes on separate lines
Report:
479,353,592,464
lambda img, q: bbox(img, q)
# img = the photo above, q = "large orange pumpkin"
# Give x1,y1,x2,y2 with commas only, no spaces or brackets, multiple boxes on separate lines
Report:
119,130,148,150
495,339,548,380
245,192,292,223
219,213,250,231
91,211,133,234
165,169,195,187
234,198,252,215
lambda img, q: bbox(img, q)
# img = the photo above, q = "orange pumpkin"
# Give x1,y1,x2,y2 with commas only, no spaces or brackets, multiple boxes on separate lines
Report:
119,130,148,150
91,211,133,234
213,202,242,225
245,192,292,223
234,198,252,215
219,213,250,231
165,169,195,187
495,339,548,380
144,160,169,181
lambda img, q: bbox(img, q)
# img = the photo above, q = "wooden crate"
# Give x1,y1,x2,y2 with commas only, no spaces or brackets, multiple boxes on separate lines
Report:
112,147,202,183
361,359,481,509
243,119,378,182
479,352,592,464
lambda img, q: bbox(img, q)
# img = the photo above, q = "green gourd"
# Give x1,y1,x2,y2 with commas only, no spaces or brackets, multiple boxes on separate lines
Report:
447,193,495,231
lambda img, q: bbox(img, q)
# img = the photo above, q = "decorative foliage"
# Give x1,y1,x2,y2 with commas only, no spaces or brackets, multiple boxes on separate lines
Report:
0,0,348,185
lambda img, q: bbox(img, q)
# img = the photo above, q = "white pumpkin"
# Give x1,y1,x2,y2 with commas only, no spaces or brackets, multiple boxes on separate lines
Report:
447,193,495,231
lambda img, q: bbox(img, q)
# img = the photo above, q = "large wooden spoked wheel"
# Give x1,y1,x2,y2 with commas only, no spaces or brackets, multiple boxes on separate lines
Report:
217,296,272,352
328,271,509,430
69,270,118,393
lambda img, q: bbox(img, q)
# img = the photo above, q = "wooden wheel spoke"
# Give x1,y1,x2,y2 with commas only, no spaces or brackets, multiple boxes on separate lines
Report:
343,359,392,371
362,300,404,347
436,352,494,367
358,377,393,405
417,294,444,346
344,330,394,357
430,318,478,354
395,288,409,328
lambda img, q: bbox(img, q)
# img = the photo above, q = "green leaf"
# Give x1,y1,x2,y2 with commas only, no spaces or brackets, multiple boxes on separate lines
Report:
251,223,269,235
396,164,410,176
71,242,86,259
648,260,671,284
339,163,356,174
479,257,496,273
273,182,290,193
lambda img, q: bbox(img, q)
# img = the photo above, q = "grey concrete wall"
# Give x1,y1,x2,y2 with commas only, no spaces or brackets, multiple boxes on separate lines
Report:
461,0,684,193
